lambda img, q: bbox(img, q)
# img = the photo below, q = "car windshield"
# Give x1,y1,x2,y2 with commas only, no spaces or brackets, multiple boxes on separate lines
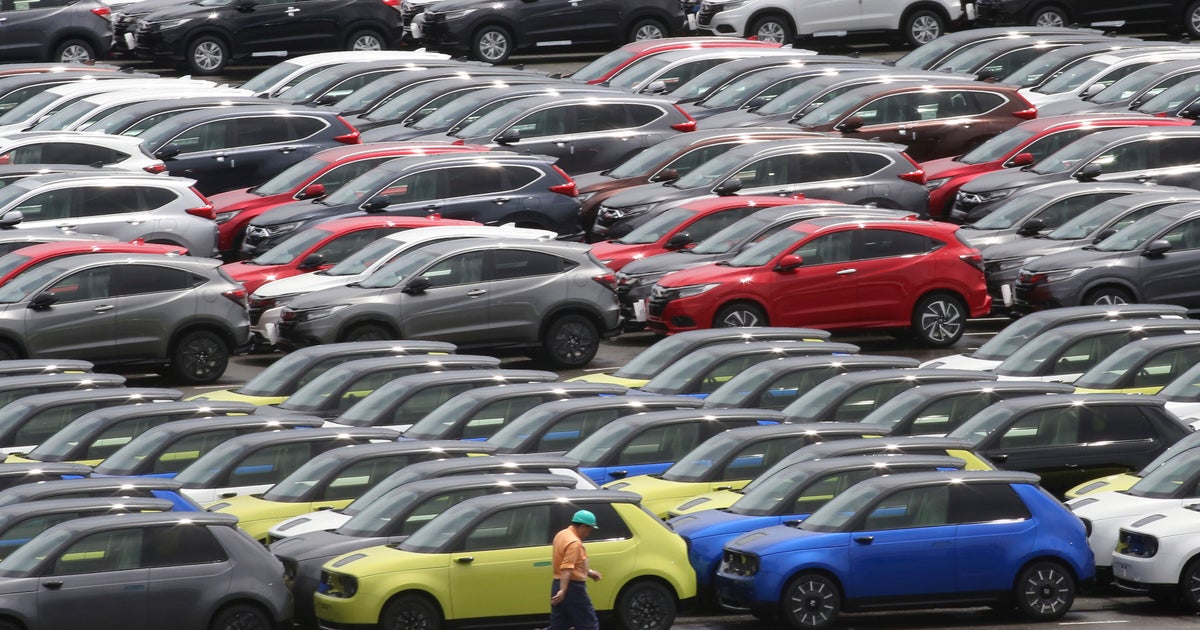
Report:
895,36,973,69
780,380,855,420
250,228,332,266
0,89,60,125
793,90,866,126
958,127,1036,165
571,49,637,83
333,382,417,426
1029,134,1111,174
92,428,175,475
639,353,720,394
1090,67,1167,104
726,229,806,268
484,406,557,450
756,78,843,116
278,368,358,411
31,98,98,132
934,43,1007,73
799,483,883,532
1127,453,1200,498
321,168,399,206
324,237,404,277
238,351,320,397
616,208,695,245
1002,48,1087,86
728,467,816,516
412,91,495,130
261,455,342,501
453,101,526,138
699,72,780,109
1044,199,1131,240
992,329,1076,376
402,393,479,439
1157,363,1200,401
240,61,304,93
605,56,673,90
1034,59,1105,94
358,249,441,289
337,486,426,537
661,432,739,482
399,501,487,553
857,390,926,431
608,139,690,179
0,526,72,577
970,315,1056,361
364,83,452,123
174,440,247,486
688,214,778,255
1138,76,1200,114
1071,345,1153,389
1093,213,1174,252
25,415,108,460
970,192,1056,230
945,404,1015,444
0,254,32,282
565,422,639,466
253,157,327,196
0,263,65,305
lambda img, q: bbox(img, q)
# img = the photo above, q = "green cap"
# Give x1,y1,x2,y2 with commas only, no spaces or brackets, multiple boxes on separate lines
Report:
571,509,598,529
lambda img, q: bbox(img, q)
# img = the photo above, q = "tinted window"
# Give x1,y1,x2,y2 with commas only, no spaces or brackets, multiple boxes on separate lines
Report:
500,165,540,190
1050,333,1126,375
459,504,553,551
145,525,227,566
490,250,563,281
568,502,633,541
1130,348,1200,389
0,513,77,560
389,383,477,427
1161,218,1200,251
909,394,992,435
287,116,327,140
627,105,663,126
226,443,313,486
1156,137,1200,168
507,107,568,138
792,230,854,266
1017,129,1091,164
1084,405,1155,442
11,143,124,166
139,187,178,210
950,483,1031,523
445,165,507,197
661,144,738,178
312,158,391,191
930,90,1005,117
47,267,111,303
320,457,413,501
616,423,700,465
852,152,892,176
793,152,856,182
423,251,486,287
171,120,235,152
462,396,547,439
378,171,440,204
857,229,934,259
860,485,950,530
681,207,758,243
84,418,152,461
50,528,142,575
573,104,632,133
111,265,190,296
718,436,809,481
998,407,1080,448
77,186,142,217
315,228,395,264
152,429,237,475
234,117,293,147
1087,141,1150,173
13,188,73,220
538,409,621,452
15,401,108,447
831,382,909,421
855,93,922,125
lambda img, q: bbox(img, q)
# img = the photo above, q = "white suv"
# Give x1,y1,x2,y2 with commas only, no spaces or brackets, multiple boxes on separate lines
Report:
697,0,967,47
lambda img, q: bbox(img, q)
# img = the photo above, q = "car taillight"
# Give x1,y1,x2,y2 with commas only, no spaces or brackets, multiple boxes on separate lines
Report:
898,153,925,185
549,165,578,197
91,5,111,18
1012,107,1037,120
381,0,402,11
671,105,697,132
960,252,984,272
452,139,465,145
1153,111,1170,118
186,187,216,219
222,287,248,308
333,116,361,144
144,163,166,174
593,273,617,291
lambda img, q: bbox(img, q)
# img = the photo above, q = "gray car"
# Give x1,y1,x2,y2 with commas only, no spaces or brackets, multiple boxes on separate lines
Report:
0,512,291,630
0,253,250,384
278,239,621,368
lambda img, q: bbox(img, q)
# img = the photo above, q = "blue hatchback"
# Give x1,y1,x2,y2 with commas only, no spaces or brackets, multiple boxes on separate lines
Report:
715,470,1093,627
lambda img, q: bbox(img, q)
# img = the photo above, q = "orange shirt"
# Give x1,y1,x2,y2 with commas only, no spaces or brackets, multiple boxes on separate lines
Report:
552,526,588,582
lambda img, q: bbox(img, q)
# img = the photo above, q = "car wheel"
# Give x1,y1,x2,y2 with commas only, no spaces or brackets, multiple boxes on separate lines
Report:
750,15,793,44
0,342,20,361
911,293,966,347
54,39,95,64
472,25,512,64
780,573,840,629
347,28,385,51
629,18,667,42
540,314,599,369
615,580,676,630
1014,561,1075,621
341,323,394,342
187,35,229,74
714,302,768,328
170,330,230,385
902,9,944,47
1030,4,1068,27
1189,1,1200,38
380,594,441,630
209,604,271,630
1084,286,1133,306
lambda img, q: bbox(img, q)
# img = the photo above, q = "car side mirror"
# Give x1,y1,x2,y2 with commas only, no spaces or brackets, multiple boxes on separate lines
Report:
1181,106,1199,119
403,276,433,294
27,293,56,310
297,253,325,270
664,233,693,250
314,94,337,107
836,115,865,132
744,96,769,111
774,254,803,271
361,195,390,212
713,178,742,196
495,128,520,145
0,211,22,229
1017,218,1046,236
296,183,326,200
1073,163,1103,181
1143,239,1172,257
1091,227,1117,244
1081,83,1106,99
975,70,996,82
645,80,668,95
649,168,679,183
235,0,256,10
1008,152,1034,167
154,143,182,160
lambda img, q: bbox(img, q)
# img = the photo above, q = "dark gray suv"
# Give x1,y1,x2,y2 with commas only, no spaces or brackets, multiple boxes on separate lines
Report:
278,239,620,368
0,0,112,63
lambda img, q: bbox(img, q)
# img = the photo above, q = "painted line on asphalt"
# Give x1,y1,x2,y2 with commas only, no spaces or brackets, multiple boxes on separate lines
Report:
1059,621,1129,626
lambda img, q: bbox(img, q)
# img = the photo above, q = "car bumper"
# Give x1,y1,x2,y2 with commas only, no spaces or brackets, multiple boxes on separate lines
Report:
415,16,470,54
131,28,186,61
715,573,773,618
645,294,710,335
277,318,341,349
973,0,1030,25
697,2,750,37
1111,551,1178,591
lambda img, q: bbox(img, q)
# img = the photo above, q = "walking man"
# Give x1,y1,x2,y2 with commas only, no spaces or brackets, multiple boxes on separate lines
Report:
549,509,602,630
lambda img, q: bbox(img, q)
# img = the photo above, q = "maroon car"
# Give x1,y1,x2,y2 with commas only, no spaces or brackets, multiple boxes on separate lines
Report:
793,83,1038,162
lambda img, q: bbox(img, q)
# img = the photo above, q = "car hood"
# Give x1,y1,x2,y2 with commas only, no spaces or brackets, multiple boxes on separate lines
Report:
700,111,773,129
656,262,745,288
1166,401,1200,426
223,261,292,286
323,545,444,578
209,493,302,522
0,578,36,596
924,156,995,179
602,182,699,209
958,167,1052,195
210,188,284,213
670,508,771,539
724,523,847,555
1019,247,1125,273
620,250,724,276
270,508,351,539
254,199,356,227
980,235,1080,262
255,271,356,299
591,241,663,266
957,226,1023,248
285,284,388,310
361,124,425,143
1069,492,1170,522
187,389,285,406
1111,505,1200,538
668,489,742,516
269,529,383,563
918,354,1000,371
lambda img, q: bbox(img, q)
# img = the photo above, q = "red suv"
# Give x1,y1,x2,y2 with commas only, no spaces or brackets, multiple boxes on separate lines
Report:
646,217,989,346
567,36,782,84
923,114,1193,218
0,241,187,287
208,141,488,260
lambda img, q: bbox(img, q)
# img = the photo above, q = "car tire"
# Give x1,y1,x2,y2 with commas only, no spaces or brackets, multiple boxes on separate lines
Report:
714,302,768,328
1029,4,1069,27
209,603,271,630
911,293,966,347
187,35,229,75
0,342,20,361
615,580,676,630
780,572,840,629
902,9,944,47
381,593,441,630
1014,560,1075,621
341,323,394,342
472,25,513,64
54,38,96,64
347,28,386,51
170,330,230,385
540,313,599,369
1188,1,1200,38
749,15,793,45
1084,286,1133,306
628,18,668,42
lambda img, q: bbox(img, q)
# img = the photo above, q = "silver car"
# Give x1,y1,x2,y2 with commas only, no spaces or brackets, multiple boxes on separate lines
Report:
0,253,249,384
278,239,621,368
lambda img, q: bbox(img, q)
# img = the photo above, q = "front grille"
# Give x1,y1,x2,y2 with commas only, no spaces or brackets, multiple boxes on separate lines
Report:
647,296,669,318
400,4,422,26
697,1,723,25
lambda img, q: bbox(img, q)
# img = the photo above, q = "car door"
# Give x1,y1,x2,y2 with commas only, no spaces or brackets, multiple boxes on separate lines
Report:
518,0,587,45
1138,216,1200,309
160,119,239,195
233,0,305,55
109,264,197,361
557,104,654,173
280,0,340,52
448,503,554,619
768,228,861,328
710,435,810,491
217,441,315,499
555,501,634,604
951,483,1036,592
36,527,149,630
847,484,957,599
400,249,492,344
800,0,860,31
225,115,328,191
977,407,1089,492
495,105,574,168
144,525,231,626
904,89,1011,161
852,228,936,327
24,265,116,359
601,422,704,483
430,164,533,225
67,184,157,241
381,382,480,431
486,248,566,342
0,0,70,60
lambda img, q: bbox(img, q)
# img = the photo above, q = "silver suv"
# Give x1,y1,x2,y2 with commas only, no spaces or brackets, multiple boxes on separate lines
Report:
0,172,218,256
278,239,620,368
0,253,249,384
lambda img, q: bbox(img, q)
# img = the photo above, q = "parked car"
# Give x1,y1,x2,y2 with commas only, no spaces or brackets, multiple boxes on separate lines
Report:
0,132,165,173
28,87,253,134
277,238,622,368
0,253,251,383
954,181,1153,243
334,66,545,122
0,78,219,134
485,395,705,454
696,0,966,46
233,51,452,97
0,372,126,408
714,471,1092,625
1041,59,1200,115
274,60,497,107
1021,48,1200,108
0,358,93,376
0,476,201,511
347,76,572,132
931,33,1116,77
700,355,921,411
81,95,278,136
1132,73,1200,117
860,380,1077,436
1067,429,1200,499
635,341,861,397
1109,501,1200,609
976,0,1200,38
0,496,175,561
682,61,891,119
0,461,95,491
0,72,155,118
604,48,812,95
568,37,784,85
1072,334,1200,394
0,387,183,456
0,242,190,290
1160,363,1200,426
0,0,112,64
781,368,997,422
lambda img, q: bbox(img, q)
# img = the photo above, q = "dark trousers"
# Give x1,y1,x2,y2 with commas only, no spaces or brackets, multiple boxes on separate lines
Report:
548,580,599,630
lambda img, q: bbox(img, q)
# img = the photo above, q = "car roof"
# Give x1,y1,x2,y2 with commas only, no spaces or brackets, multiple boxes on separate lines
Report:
1010,112,1193,132
708,422,884,440
991,393,1169,411
597,408,788,428
0,496,174,519
441,488,642,511
109,414,325,437
1,387,182,410
1132,200,1200,221
372,151,559,173
761,453,969,477
0,476,184,502
720,137,910,157
0,372,125,389
313,354,503,375
1031,317,1200,338
644,326,833,343
138,105,339,134
0,241,187,260
672,340,860,360
1081,190,1200,209
377,473,578,497
201,426,398,448
885,380,1075,398
423,382,629,404
847,469,1041,492
505,395,703,416
1106,332,1200,351
786,70,980,90
1009,180,1177,199
0,132,146,150
821,81,1019,105
616,37,783,54
310,142,488,162
33,253,221,274
811,368,997,386
371,225,556,245
69,400,257,422
302,440,495,463
1,172,190,188
283,340,457,358
0,462,92,477
1011,303,1188,323
352,369,559,395
388,454,583,476
295,215,477,233
395,237,592,259
35,511,239,534
0,359,94,373
723,354,920,373
788,436,979,458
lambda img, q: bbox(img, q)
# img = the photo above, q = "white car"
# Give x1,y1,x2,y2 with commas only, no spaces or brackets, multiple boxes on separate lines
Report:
1161,362,1200,427
29,87,253,133
604,48,815,94
249,224,555,346
1020,48,1200,108
1109,503,1200,610
0,78,221,135
0,132,165,173
697,0,965,47
239,50,452,98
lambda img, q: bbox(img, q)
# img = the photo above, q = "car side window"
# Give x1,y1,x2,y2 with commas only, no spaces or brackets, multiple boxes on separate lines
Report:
699,356,767,395
1036,193,1125,230
287,117,328,141
110,265,191,297
145,524,228,566
234,117,294,147
1129,348,1197,389
462,396,547,439
860,485,950,530
396,488,493,536
931,90,1005,118
422,251,486,288
832,382,909,422
170,120,235,153
152,429,237,475
138,186,179,211
1094,63,1153,90
1088,141,1149,173
663,143,737,178
507,107,568,139
459,504,553,551
1051,333,1125,375
76,186,143,218
392,383,478,427
444,165,508,197
46,267,111,303
792,230,854,266
1153,137,1200,169
316,228,394,264
320,456,415,501
14,188,74,221
793,468,877,513
50,528,144,575
681,207,759,244
573,104,632,133
1014,129,1090,165
854,94,921,125
755,368,839,410
0,514,78,559
39,143,125,166
627,105,664,127
227,443,312,487
851,152,893,177
949,483,1031,523
791,152,855,183
910,394,992,435
730,155,790,187
617,423,701,465
489,250,564,281
857,229,935,260
567,502,632,541
718,436,809,481
1161,218,1200,251
84,418,155,461
312,158,392,191
538,409,622,453
4,0,72,10
378,171,440,203
1107,203,1170,233
998,408,1080,449
1083,406,1156,442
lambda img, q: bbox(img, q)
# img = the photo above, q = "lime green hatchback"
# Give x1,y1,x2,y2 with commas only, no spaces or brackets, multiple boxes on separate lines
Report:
313,490,695,630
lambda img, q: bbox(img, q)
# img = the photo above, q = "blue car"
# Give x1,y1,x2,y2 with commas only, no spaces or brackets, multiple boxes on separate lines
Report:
669,455,966,595
715,470,1093,627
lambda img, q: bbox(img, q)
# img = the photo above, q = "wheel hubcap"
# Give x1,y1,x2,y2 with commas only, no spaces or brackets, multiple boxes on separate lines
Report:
635,24,664,40
224,611,264,630
183,338,221,378
393,607,430,630
353,35,382,50
1035,11,1064,26
60,45,91,63
722,309,760,327
920,299,962,343
789,580,835,627
1192,7,1200,31
554,322,594,362
1093,293,1128,306
627,590,667,629
911,15,940,43
1023,568,1068,615
757,22,786,43
479,31,508,60
194,41,223,71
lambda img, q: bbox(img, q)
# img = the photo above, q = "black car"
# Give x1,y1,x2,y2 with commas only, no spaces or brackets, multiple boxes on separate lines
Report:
860,380,1077,436
332,65,545,118
948,394,1192,497
0,0,112,63
780,369,998,423
131,0,406,74
241,152,583,255
891,26,1108,70
79,95,272,135
990,319,1200,380
413,0,683,64
976,0,1198,38
485,395,705,454
347,75,557,132
137,105,363,195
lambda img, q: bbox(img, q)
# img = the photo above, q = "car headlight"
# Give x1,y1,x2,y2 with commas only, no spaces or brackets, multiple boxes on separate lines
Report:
653,283,720,300
1116,529,1158,558
577,191,597,203
281,304,349,323
264,221,304,237
601,203,654,221
1019,267,1087,284
992,258,1024,272
979,187,1017,202
214,211,236,225
925,177,952,191
440,8,476,18
147,18,191,29
319,570,359,598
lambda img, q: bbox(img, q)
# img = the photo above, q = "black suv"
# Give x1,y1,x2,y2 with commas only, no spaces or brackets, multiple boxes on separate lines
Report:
0,0,112,63
413,0,683,64
131,0,406,74
976,0,1197,38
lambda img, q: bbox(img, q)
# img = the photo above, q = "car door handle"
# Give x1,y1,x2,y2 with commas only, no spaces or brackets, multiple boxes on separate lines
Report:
836,268,857,275
278,146,299,154
455,556,474,564
56,223,76,230
93,304,114,313
1135,175,1152,182
492,197,511,204
466,289,487,297
843,185,857,191
854,536,874,544
41,580,63,589
991,453,1008,463
0,17,7,22
285,6,300,13
610,470,627,479
1064,463,1080,469
423,205,439,212
126,218,144,225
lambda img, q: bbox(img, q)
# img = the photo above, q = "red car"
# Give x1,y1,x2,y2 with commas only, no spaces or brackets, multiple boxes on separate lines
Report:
0,241,187,286
590,195,820,271
221,215,479,294
208,142,488,260
645,217,989,347
923,114,1193,219
567,36,782,85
